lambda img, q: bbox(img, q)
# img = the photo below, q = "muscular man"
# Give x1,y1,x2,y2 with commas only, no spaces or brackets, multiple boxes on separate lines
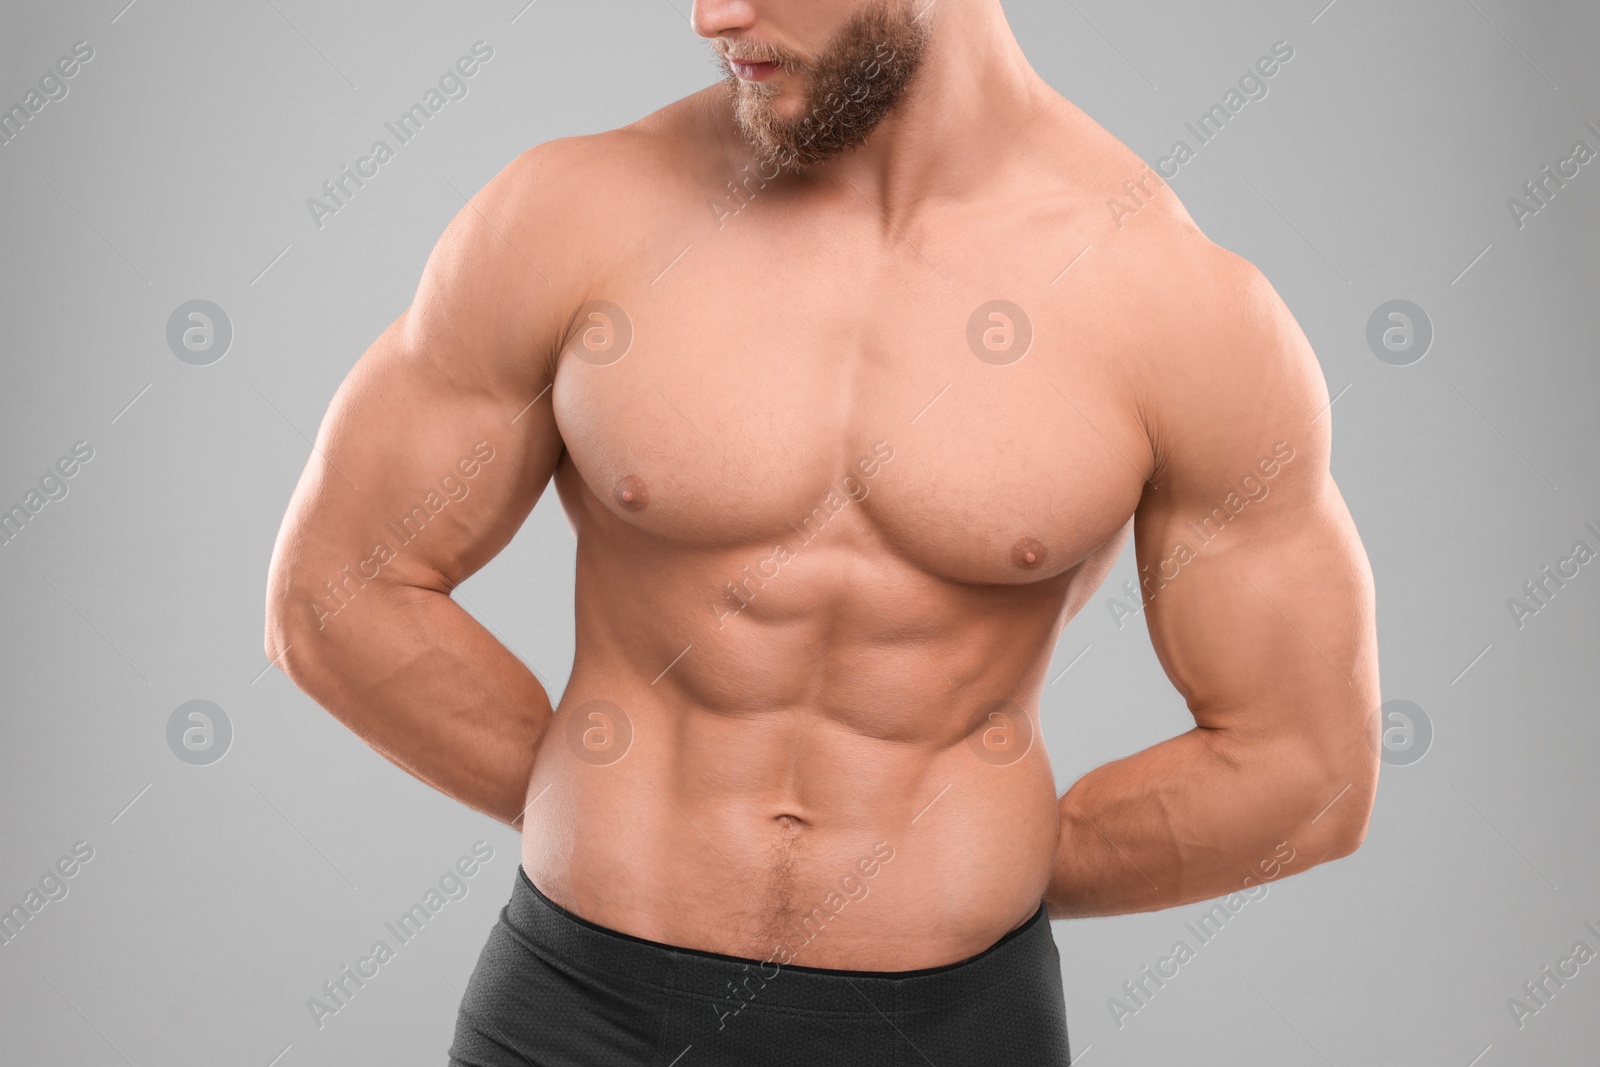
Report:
264,1,1380,1062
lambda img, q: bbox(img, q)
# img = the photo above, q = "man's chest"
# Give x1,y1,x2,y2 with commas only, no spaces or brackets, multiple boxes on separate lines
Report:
549,224,1154,587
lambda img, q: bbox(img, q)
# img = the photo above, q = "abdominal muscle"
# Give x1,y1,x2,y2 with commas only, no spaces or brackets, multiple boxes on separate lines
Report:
519,696,1061,971
517,561,1071,972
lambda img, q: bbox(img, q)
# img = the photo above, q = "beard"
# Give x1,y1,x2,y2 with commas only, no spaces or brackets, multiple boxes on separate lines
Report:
715,1,933,173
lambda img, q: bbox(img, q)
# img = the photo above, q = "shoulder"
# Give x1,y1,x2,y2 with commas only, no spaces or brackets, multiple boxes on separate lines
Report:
1017,102,1330,492
1102,216,1332,493
408,87,736,368
1019,103,1303,399
1130,228,1320,396
481,85,738,236
1033,101,1318,407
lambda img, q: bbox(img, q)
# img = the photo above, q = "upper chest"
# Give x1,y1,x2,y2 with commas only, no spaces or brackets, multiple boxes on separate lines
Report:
549,183,1160,586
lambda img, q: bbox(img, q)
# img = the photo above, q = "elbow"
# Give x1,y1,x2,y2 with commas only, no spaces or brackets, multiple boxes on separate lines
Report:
1311,751,1378,862
263,571,325,682
263,583,290,662
263,602,302,684
1323,805,1370,861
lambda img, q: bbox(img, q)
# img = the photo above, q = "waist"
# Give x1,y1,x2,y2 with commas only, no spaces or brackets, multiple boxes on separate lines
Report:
508,864,1057,1012
520,763,1060,968
523,673,1063,968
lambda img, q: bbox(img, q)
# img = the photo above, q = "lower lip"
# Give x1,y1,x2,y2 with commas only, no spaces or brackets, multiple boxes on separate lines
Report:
730,60,780,81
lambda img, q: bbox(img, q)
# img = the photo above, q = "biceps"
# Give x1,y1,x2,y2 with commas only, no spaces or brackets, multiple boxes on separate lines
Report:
1136,474,1378,742
273,312,563,615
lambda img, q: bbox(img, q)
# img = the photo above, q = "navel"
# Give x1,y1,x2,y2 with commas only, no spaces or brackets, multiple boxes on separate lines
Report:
612,473,650,511
1010,535,1048,570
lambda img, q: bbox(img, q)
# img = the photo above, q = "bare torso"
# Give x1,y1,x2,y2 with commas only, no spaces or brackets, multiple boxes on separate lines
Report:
519,86,1194,969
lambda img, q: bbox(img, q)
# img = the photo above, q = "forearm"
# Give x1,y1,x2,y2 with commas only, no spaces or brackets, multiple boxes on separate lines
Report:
267,582,553,828
1045,724,1372,918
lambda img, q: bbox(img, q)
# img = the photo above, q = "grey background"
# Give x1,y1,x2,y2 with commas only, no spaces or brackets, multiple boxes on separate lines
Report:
1,0,1596,1064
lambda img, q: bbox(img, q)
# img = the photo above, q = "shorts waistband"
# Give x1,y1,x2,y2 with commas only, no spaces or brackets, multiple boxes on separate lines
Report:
508,865,1055,1014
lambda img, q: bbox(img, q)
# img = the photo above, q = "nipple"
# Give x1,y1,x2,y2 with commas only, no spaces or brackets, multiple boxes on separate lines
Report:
1010,536,1048,570
612,474,650,511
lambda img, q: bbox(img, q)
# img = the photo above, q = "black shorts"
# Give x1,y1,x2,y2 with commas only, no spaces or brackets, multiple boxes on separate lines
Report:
448,866,1072,1066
